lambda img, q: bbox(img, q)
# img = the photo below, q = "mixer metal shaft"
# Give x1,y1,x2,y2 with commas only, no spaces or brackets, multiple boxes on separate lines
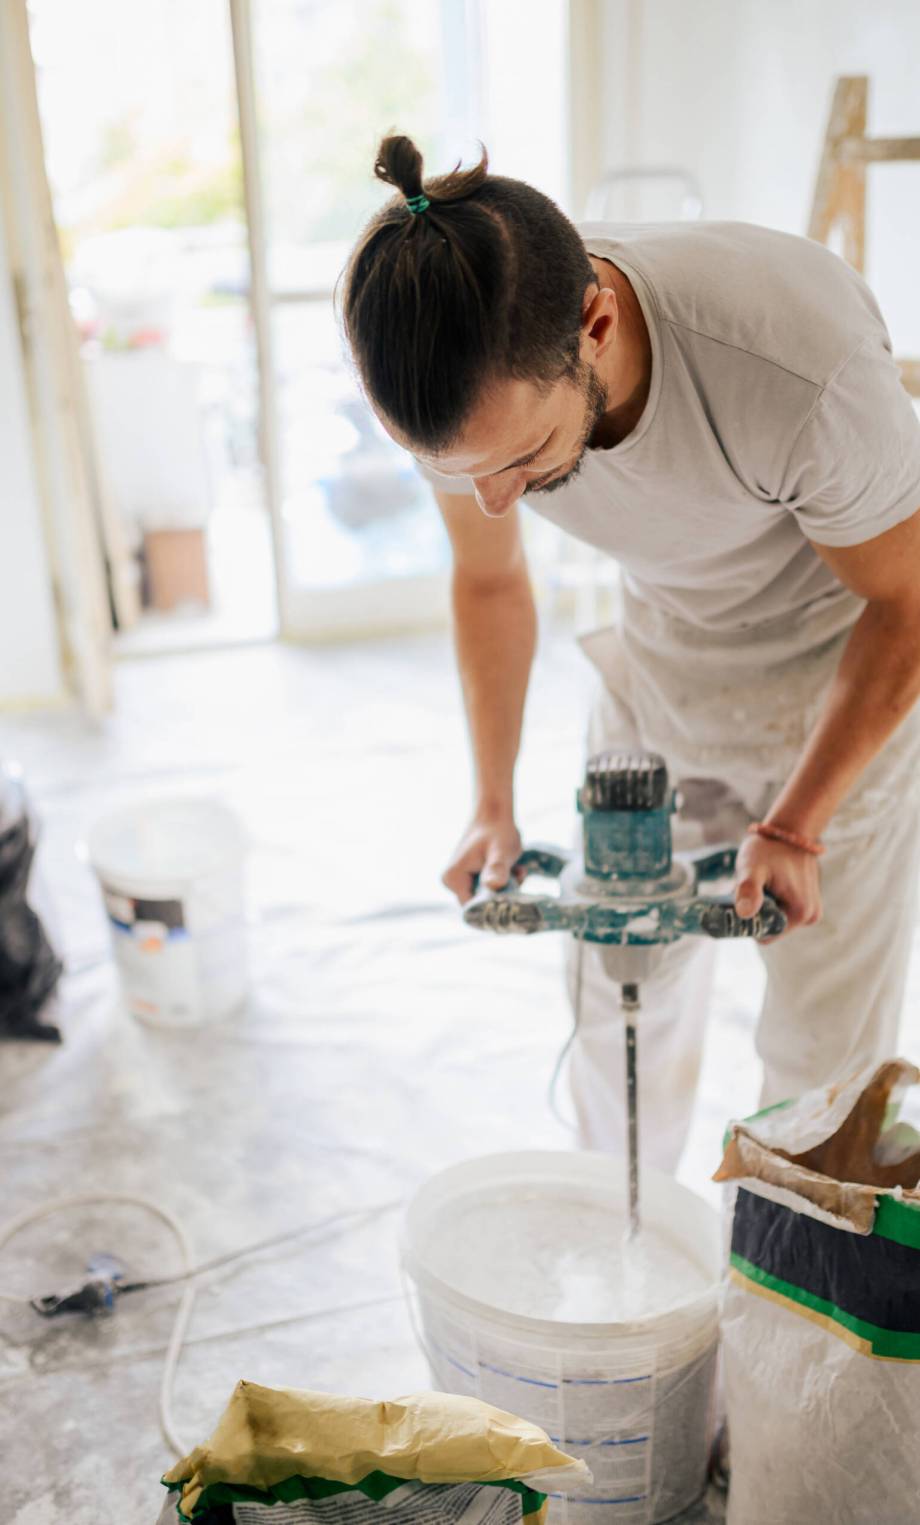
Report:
464,750,789,1253
620,981,641,1240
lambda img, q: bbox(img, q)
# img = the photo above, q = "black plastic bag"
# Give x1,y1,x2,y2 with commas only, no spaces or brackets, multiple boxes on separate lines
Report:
0,770,63,1042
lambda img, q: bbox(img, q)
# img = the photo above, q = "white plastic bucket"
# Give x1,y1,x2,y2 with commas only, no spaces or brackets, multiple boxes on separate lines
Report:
88,796,247,1027
402,1151,721,1525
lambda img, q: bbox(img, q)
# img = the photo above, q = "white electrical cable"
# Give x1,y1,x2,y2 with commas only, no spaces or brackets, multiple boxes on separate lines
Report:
159,1270,197,1459
131,1202,401,1291
152,1201,402,1457
0,1191,402,1458
0,1191,196,1303
546,935,583,1134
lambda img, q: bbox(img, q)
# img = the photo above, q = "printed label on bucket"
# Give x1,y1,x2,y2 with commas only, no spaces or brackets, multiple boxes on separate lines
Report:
419,1300,717,1523
422,1309,657,1517
101,881,197,1023
102,886,187,938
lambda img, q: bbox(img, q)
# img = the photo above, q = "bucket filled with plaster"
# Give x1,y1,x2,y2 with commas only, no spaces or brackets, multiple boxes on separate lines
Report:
403,1151,721,1525
88,796,247,1026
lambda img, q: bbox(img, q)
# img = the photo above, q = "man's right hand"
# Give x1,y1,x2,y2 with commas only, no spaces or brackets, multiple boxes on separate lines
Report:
442,811,523,904
432,486,536,906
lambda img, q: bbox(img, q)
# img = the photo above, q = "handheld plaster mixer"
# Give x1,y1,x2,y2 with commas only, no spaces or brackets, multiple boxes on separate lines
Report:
463,750,786,1240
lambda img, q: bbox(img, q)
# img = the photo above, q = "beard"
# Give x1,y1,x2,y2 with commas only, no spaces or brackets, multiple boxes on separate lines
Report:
525,362,609,496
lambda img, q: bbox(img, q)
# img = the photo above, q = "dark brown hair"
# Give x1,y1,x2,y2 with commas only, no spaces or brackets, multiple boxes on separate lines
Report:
337,134,596,454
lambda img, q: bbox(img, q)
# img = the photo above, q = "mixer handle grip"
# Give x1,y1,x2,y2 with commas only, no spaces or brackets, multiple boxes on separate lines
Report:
511,845,570,882
698,891,787,941
753,892,787,939
467,843,570,904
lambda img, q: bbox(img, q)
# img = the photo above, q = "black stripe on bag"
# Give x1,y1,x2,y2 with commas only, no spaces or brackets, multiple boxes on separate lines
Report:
731,1188,920,1335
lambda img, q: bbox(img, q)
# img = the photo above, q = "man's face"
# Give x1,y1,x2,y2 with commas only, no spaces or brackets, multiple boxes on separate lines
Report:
414,360,609,519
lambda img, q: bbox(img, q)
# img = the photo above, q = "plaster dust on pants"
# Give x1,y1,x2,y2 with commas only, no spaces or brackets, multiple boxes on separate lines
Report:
569,591,920,1167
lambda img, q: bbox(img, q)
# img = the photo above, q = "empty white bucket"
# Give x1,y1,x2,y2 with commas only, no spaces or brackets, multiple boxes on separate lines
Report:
402,1151,721,1525
88,796,247,1027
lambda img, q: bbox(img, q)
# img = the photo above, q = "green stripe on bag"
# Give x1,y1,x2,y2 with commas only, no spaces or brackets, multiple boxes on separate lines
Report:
165,1470,548,1522
730,1252,920,1360
873,1193,920,1250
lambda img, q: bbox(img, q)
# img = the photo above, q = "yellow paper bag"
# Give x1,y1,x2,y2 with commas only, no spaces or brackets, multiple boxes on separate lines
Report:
161,1381,588,1523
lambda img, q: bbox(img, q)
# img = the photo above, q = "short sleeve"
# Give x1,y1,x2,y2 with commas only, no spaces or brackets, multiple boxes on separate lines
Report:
780,337,920,546
412,455,476,497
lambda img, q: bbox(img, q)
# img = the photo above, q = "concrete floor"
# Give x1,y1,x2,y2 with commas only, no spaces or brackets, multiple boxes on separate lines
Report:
3,630,918,1523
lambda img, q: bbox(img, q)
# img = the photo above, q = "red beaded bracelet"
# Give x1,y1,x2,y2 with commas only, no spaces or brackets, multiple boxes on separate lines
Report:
747,821,826,857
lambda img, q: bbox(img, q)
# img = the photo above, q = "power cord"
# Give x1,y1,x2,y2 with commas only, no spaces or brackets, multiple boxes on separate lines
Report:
0,1192,402,1457
546,934,583,1134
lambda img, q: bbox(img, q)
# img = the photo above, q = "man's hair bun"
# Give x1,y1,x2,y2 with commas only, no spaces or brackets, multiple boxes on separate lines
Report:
374,134,425,200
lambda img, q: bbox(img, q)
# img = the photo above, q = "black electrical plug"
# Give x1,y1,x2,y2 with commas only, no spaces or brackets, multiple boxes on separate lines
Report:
31,1253,127,1317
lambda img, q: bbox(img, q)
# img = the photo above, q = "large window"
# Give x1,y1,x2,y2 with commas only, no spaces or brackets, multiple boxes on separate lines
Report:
28,0,275,649
27,0,573,645
253,0,478,636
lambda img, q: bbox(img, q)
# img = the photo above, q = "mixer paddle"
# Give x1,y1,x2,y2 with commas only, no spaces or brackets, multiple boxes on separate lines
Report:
620,981,641,1240
462,748,789,1247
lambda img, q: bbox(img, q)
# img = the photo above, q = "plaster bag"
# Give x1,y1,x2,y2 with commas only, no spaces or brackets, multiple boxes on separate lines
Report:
157,1381,589,1525
714,1058,920,1525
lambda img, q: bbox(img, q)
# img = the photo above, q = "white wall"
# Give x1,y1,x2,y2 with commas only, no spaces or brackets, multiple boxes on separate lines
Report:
0,191,63,706
476,0,570,210
596,0,920,352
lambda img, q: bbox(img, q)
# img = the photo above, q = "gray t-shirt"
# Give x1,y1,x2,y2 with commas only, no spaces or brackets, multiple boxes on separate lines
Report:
414,220,920,644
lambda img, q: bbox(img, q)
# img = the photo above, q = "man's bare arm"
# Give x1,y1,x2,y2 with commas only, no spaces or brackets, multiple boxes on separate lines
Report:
735,506,920,927
436,490,537,900
772,507,920,835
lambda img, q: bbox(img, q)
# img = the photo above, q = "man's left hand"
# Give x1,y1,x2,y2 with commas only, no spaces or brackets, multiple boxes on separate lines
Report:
733,832,822,938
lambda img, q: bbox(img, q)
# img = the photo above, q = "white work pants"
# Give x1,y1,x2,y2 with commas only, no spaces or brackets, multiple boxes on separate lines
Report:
568,654,920,1169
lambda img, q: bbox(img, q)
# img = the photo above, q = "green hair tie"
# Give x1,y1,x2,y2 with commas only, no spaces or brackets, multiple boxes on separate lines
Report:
405,193,430,214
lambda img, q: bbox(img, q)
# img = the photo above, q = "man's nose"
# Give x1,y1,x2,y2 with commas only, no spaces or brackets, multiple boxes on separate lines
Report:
472,472,526,518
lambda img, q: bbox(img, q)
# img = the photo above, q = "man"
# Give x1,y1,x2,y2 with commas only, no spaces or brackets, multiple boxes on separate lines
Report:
341,134,920,1167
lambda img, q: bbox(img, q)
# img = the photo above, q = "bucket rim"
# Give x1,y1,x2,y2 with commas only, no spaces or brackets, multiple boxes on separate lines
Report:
401,1149,721,1341
86,794,245,888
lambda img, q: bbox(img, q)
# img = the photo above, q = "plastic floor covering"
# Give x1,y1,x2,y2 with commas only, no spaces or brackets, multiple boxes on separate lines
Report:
3,630,919,1523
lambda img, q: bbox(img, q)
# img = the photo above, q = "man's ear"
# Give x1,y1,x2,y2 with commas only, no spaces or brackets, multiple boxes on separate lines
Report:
580,284,618,362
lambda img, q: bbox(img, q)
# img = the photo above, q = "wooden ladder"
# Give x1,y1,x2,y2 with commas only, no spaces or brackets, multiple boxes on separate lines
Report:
809,75,920,396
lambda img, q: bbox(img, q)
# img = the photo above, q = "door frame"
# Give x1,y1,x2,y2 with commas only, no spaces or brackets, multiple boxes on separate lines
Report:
1,0,114,715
